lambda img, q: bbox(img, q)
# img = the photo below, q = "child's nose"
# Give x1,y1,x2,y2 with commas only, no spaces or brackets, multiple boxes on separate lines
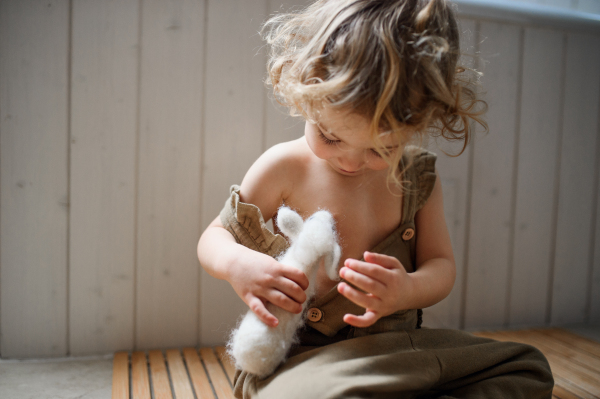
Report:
338,152,365,171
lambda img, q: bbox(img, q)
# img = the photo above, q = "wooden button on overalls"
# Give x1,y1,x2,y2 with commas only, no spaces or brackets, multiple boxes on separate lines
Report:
307,308,323,322
402,228,415,241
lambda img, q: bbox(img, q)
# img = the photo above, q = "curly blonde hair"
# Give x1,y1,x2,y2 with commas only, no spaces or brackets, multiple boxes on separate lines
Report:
263,0,487,186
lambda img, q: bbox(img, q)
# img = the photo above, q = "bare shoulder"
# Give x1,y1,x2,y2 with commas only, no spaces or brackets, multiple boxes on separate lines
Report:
239,138,310,221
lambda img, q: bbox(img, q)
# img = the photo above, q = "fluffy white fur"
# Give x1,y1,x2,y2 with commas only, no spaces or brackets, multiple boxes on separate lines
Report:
228,207,341,378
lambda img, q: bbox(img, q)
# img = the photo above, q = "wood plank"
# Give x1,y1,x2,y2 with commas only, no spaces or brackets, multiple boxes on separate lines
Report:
148,350,173,399
554,375,600,399
553,384,583,399
551,33,600,324
494,331,600,397
166,349,195,399
200,347,233,399
464,21,522,329
521,330,600,372
183,348,216,399
0,0,69,358
215,346,236,384
508,28,564,327
69,0,137,356
473,330,599,398
537,328,600,358
112,352,130,399
136,0,205,349
132,352,152,399
199,0,270,346
422,18,476,329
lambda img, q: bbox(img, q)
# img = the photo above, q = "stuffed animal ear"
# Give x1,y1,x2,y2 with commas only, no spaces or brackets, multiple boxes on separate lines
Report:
276,206,303,242
324,242,341,281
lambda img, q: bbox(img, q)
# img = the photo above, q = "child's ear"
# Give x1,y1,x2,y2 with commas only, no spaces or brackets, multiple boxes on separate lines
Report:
276,206,303,242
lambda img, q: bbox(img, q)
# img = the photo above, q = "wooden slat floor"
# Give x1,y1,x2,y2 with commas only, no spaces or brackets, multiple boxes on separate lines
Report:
473,328,600,399
112,328,600,399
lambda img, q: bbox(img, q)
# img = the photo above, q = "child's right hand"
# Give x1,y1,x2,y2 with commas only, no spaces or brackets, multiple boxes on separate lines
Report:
229,249,309,327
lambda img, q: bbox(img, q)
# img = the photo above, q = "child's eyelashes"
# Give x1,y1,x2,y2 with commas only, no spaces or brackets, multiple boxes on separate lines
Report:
318,129,392,159
318,130,340,146
370,149,383,158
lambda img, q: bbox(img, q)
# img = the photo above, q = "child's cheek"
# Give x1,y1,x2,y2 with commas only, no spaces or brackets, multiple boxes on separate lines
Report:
368,158,391,171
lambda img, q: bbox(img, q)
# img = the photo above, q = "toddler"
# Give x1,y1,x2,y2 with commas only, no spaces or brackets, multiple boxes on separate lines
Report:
197,0,554,398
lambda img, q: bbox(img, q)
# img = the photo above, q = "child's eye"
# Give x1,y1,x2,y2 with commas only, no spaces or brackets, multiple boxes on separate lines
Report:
318,130,339,145
370,149,383,158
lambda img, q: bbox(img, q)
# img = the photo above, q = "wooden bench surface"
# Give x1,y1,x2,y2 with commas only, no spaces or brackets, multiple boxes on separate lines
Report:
112,328,600,399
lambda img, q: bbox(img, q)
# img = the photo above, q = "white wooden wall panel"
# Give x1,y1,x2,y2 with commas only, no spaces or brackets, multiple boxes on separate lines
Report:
551,33,600,324
464,22,522,330
0,0,69,358
264,1,310,149
69,0,139,356
508,28,564,327
593,162,600,322
1,1,600,357
199,0,269,346
422,19,476,329
135,0,204,350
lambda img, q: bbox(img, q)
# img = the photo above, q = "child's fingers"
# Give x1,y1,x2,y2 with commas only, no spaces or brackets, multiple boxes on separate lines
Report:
337,282,380,310
343,258,389,284
247,296,279,327
343,311,378,328
339,266,386,297
275,276,307,305
280,265,309,291
363,251,403,270
264,289,303,314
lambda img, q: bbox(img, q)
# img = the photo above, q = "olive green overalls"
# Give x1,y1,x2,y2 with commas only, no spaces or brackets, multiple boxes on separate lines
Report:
219,147,553,399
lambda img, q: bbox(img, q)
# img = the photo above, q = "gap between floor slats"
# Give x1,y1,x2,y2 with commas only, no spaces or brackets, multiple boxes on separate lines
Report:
112,329,600,399
112,346,235,399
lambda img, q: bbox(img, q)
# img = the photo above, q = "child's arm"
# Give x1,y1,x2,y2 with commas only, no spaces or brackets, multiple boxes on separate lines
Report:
337,170,456,327
197,145,310,327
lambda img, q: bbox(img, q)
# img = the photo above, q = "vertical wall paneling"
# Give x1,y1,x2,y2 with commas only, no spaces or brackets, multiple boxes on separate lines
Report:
464,22,522,330
422,18,476,329
0,0,69,358
69,0,139,355
592,114,600,321
264,1,312,149
199,0,269,346
551,33,600,324
136,0,205,349
508,28,564,327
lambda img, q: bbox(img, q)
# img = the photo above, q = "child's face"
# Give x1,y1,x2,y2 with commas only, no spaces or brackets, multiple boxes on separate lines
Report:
305,106,399,177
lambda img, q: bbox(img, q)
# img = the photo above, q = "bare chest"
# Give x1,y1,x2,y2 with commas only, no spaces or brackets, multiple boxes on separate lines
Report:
281,169,402,297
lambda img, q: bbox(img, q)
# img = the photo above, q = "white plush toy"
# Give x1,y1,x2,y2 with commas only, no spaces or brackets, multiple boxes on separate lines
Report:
228,206,341,378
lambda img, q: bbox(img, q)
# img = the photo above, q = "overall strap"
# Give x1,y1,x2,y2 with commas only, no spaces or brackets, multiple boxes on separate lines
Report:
400,146,437,225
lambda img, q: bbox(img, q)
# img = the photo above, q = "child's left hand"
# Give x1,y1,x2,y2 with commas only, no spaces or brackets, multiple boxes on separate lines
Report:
337,251,414,328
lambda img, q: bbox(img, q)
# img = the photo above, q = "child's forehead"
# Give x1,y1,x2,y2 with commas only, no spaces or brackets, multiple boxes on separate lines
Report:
311,106,399,147
311,107,369,132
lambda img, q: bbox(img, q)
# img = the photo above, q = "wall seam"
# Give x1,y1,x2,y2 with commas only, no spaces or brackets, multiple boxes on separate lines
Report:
504,26,525,328
198,0,210,346
459,20,480,330
133,0,144,350
66,0,73,357
546,32,568,325
585,46,600,323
